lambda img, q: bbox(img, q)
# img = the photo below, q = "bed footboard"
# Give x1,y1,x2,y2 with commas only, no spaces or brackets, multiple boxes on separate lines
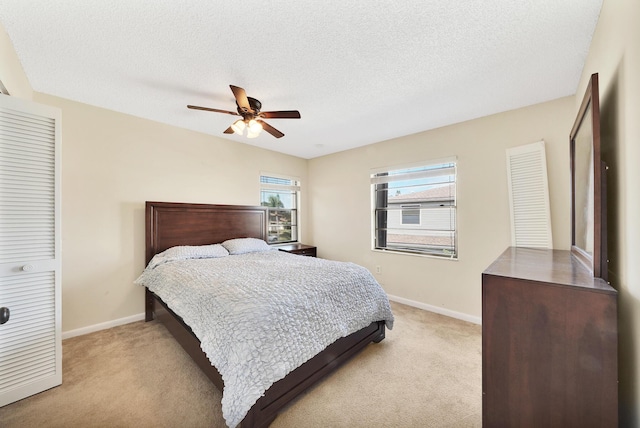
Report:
146,289,385,428
145,288,155,322
241,319,385,428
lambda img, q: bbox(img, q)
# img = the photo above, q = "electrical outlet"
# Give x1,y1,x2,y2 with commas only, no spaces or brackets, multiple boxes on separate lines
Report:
375,265,381,274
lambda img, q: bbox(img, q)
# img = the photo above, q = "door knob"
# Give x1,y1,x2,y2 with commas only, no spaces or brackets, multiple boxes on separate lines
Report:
0,307,9,325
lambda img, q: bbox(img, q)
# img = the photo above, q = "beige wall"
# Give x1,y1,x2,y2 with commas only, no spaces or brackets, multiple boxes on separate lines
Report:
578,0,640,425
308,97,574,320
0,24,32,99
31,93,308,332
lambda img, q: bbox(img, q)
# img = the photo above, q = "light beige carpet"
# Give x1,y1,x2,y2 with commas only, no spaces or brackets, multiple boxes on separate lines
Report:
0,302,482,427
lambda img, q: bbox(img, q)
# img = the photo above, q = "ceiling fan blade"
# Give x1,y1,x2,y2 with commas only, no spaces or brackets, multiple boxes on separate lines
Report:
257,120,284,138
230,85,252,113
223,126,235,134
187,105,240,116
259,110,301,119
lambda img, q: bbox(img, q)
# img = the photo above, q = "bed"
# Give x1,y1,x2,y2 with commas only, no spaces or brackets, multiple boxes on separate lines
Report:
138,201,393,428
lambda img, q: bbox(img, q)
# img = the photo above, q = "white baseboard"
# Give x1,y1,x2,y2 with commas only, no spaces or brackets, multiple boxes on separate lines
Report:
62,313,146,340
387,294,481,325
61,296,480,340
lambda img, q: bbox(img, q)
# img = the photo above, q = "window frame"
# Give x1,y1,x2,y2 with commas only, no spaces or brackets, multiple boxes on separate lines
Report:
370,158,457,259
259,173,300,245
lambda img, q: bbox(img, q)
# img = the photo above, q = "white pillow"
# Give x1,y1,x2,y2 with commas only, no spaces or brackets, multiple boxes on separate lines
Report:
147,244,229,269
221,238,272,255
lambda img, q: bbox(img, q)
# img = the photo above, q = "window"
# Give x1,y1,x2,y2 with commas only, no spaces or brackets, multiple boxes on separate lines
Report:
260,174,300,244
401,205,421,225
371,159,457,258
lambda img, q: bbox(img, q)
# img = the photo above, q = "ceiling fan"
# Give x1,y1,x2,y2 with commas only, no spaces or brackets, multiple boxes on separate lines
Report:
187,85,301,139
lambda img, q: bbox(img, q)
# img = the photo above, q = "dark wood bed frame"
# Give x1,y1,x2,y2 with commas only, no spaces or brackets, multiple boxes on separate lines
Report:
144,201,386,428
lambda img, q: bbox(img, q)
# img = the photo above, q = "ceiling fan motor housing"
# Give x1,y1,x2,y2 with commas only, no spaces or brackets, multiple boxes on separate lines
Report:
237,97,262,116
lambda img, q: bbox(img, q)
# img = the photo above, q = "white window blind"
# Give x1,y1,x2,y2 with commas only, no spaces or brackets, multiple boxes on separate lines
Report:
506,140,552,248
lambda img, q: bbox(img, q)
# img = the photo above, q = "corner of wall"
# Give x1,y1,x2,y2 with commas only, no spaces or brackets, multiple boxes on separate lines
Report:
0,22,33,100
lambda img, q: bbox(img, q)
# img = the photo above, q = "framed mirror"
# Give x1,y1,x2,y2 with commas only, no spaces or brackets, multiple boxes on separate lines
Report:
570,73,607,279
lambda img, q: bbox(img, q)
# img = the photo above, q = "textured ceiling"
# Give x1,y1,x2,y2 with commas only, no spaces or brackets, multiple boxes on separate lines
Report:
0,1,602,159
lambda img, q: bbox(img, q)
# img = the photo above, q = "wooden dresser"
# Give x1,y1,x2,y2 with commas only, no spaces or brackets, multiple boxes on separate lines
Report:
482,247,618,428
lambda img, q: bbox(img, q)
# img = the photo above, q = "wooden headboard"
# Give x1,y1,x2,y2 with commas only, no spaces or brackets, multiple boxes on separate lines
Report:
145,201,268,264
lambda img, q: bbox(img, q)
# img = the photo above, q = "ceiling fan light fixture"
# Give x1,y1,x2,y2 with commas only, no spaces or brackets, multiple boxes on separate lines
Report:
246,119,263,138
248,119,263,134
231,119,246,134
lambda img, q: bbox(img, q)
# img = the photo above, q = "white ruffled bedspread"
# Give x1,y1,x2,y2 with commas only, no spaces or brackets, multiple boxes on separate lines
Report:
135,249,394,428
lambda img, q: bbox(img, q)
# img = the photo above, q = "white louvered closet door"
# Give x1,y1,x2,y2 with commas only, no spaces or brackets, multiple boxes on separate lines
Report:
506,140,552,248
0,94,61,407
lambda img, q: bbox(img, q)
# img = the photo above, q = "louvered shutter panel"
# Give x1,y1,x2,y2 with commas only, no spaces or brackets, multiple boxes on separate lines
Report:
0,94,61,406
506,141,553,248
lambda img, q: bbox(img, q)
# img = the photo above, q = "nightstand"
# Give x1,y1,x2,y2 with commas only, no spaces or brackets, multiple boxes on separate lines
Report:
277,243,317,257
